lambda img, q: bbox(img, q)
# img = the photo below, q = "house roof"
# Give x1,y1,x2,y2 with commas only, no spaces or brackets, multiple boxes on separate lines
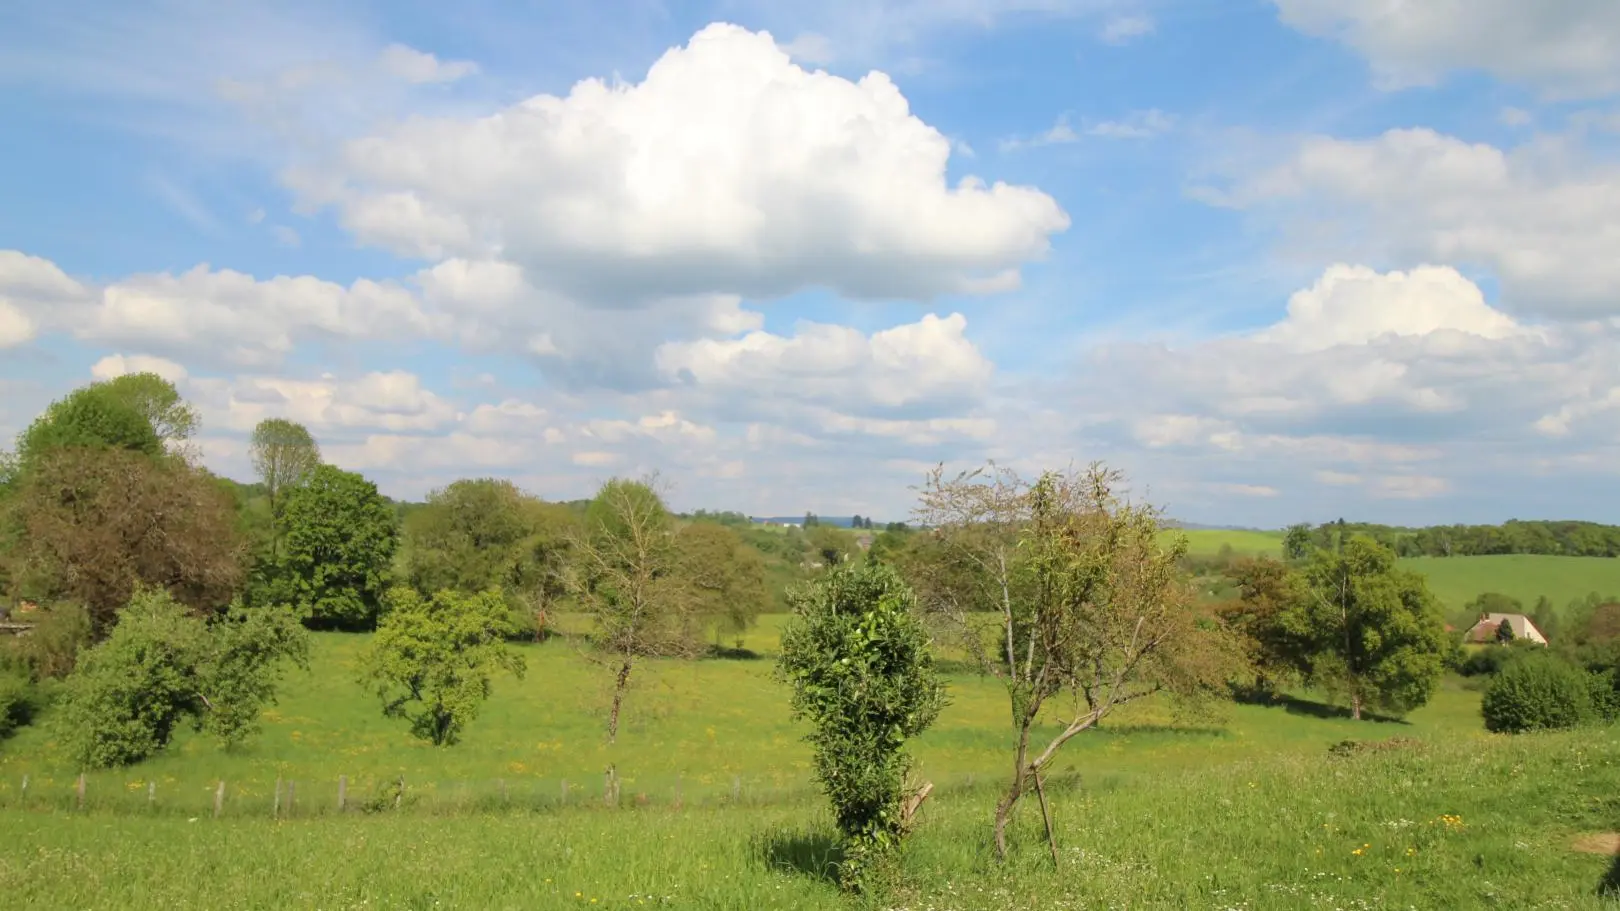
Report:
1464,612,1548,644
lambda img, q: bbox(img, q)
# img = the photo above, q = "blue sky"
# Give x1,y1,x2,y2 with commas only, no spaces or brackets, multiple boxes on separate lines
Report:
3,0,1620,527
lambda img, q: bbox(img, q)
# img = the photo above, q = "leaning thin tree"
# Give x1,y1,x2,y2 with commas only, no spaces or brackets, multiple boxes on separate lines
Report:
909,462,1237,864
569,476,699,743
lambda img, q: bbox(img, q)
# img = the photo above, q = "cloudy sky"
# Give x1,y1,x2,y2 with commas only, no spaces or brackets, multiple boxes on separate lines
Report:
3,0,1619,526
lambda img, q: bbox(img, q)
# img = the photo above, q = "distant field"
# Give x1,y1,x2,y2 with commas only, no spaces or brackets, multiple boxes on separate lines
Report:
1169,528,1284,557
1397,555,1620,615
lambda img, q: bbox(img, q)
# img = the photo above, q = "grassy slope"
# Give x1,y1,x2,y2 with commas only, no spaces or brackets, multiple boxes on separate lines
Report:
1175,530,1620,618
1401,555,1620,614
0,623,1616,908
2,730,1616,910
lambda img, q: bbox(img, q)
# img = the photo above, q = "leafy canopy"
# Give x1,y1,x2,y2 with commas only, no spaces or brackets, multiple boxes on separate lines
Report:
777,561,945,891
1280,536,1450,720
274,464,398,629
358,587,526,746
55,589,308,768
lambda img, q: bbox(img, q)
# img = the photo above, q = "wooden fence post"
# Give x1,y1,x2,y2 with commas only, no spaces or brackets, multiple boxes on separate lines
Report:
20,774,28,807
75,773,85,810
337,775,347,812
560,779,568,806
214,780,225,818
394,776,404,810
147,781,155,807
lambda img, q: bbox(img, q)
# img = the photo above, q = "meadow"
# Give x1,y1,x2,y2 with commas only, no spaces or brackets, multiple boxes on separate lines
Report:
1176,529,1620,616
2,622,1619,909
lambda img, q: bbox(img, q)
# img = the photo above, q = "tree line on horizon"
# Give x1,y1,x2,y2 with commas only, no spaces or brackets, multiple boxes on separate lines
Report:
1282,517,1620,559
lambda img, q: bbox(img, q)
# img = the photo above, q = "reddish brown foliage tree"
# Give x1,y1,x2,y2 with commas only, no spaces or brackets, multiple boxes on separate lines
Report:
7,448,245,634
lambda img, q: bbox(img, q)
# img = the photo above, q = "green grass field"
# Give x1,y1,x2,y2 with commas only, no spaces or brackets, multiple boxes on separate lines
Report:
2,623,1618,908
1400,555,1620,615
1172,528,1284,557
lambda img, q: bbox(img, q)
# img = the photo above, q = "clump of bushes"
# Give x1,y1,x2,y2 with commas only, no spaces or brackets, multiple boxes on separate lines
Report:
1480,652,1613,733
54,588,308,768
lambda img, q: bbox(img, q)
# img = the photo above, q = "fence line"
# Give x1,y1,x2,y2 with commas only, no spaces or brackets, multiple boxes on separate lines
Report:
0,768,1030,820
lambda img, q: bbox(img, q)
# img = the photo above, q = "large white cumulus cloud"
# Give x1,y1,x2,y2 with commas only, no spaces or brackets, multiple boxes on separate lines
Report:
288,23,1070,304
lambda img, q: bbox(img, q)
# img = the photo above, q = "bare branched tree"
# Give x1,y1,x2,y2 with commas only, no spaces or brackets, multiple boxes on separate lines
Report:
568,475,701,742
909,461,1238,864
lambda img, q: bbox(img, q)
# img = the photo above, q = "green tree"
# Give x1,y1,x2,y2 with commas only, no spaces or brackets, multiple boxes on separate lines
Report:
806,524,854,567
248,419,321,553
571,477,699,741
55,589,307,767
910,463,1238,864
675,521,769,647
398,479,579,636
97,372,198,451
1281,536,1449,720
1282,523,1313,561
14,384,162,469
275,464,398,629
1530,595,1560,643
777,562,945,892
1495,617,1516,644
358,587,525,746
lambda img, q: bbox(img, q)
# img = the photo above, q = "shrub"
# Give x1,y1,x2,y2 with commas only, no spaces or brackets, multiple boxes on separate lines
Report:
1481,652,1594,733
55,592,205,767
10,603,93,679
55,589,309,768
0,668,39,740
1456,640,1540,677
777,562,945,892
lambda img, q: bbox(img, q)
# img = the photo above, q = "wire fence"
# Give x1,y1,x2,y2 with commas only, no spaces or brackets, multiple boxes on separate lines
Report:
0,768,1027,820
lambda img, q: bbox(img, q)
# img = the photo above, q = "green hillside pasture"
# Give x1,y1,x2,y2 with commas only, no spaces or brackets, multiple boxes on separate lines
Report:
1172,528,1284,558
1398,555,1620,616
1,627,1486,815
0,728,1615,909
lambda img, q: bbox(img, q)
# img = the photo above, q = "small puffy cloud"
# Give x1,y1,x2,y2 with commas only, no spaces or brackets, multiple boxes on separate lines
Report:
656,312,992,416
90,354,190,383
1273,0,1620,97
293,23,1069,304
1500,106,1534,127
1197,128,1620,318
376,44,479,84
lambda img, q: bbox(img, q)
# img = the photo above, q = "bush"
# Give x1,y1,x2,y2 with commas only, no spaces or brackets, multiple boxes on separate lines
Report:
10,603,93,679
777,562,945,892
1481,652,1594,733
1456,640,1541,677
55,589,308,768
0,668,39,740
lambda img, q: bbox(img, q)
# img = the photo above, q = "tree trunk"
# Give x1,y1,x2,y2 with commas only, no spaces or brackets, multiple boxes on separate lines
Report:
993,723,1034,862
1032,766,1060,867
607,655,634,743
1350,692,1363,721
